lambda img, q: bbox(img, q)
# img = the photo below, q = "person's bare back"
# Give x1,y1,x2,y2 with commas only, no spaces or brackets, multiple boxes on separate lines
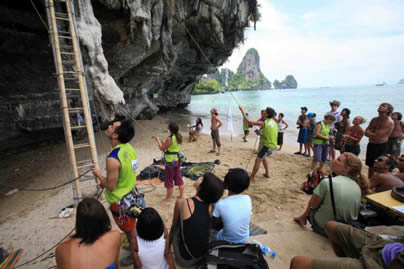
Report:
391,118,403,138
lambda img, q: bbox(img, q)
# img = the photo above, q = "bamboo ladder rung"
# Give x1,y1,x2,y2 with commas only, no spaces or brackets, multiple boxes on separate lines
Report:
55,16,70,21
74,143,90,149
60,52,75,55
71,125,87,130
65,88,81,91
58,35,72,39
68,107,84,112
77,163,94,170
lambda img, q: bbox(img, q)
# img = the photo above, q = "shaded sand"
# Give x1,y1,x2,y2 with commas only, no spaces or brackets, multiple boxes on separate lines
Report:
0,115,339,268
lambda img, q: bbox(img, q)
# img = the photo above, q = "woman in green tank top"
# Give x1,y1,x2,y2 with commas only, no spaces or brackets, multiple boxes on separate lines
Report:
154,122,185,202
312,115,336,172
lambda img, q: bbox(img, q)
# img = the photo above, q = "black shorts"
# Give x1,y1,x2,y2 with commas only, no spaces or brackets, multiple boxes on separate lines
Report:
277,132,284,145
257,145,275,159
365,142,388,167
244,130,249,135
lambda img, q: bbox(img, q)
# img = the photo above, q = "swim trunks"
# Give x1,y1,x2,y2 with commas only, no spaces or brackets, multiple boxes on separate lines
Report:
297,128,308,144
164,161,183,189
366,142,388,167
277,132,284,145
211,129,221,147
387,137,401,156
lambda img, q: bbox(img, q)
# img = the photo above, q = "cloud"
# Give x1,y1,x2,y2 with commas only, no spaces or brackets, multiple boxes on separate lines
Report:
222,0,404,87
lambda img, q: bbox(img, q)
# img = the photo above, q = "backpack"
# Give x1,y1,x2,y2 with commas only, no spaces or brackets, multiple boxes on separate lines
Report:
301,169,325,194
202,241,269,269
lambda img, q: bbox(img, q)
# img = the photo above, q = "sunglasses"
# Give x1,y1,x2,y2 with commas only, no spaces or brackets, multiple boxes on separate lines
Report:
375,157,386,163
331,104,338,106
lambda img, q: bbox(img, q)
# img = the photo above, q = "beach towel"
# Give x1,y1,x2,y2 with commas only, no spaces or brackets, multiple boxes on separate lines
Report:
1,249,23,269
181,162,215,180
138,166,165,181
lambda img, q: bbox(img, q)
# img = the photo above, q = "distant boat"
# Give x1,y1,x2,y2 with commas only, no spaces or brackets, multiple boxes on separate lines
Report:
320,87,329,89
376,82,386,86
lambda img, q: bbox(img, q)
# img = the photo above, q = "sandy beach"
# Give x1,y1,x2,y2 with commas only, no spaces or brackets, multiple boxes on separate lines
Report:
0,115,339,268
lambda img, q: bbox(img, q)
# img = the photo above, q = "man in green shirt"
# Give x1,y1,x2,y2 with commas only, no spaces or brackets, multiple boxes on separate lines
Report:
239,106,278,181
93,118,138,265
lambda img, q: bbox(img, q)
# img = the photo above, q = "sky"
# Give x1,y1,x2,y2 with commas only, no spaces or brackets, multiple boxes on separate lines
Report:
222,0,404,88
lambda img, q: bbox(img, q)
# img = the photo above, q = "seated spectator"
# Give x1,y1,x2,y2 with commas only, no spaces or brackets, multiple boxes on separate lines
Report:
188,118,203,142
169,173,224,267
212,168,252,243
132,208,175,269
290,221,404,269
370,155,404,193
396,155,404,181
294,152,369,236
56,198,120,269
343,116,366,156
311,114,336,172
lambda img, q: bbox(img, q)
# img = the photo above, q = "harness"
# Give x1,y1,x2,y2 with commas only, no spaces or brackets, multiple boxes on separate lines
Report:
110,187,146,223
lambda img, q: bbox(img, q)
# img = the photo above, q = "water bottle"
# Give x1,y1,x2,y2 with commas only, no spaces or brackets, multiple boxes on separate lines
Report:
251,239,276,258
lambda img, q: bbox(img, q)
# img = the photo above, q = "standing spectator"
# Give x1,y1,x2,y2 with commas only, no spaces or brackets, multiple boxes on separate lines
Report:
242,113,250,142
277,113,288,151
326,100,343,161
239,106,278,181
305,113,316,157
335,108,351,153
388,112,403,160
311,115,336,172
343,116,366,156
56,198,121,269
154,122,185,202
209,108,223,156
212,168,252,243
295,107,308,155
133,208,175,269
365,103,395,178
169,173,224,268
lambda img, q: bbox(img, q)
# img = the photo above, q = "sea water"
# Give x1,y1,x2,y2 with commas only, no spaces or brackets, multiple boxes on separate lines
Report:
176,85,404,154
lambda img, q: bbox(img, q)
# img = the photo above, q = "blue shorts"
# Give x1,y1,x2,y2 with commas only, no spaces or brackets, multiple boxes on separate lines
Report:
297,128,308,144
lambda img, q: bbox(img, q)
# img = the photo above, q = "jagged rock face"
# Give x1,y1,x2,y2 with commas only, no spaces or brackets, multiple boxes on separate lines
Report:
399,79,404,84
229,48,271,90
273,75,298,89
0,0,258,151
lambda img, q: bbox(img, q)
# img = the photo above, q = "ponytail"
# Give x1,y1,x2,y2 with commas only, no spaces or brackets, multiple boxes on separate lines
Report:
344,152,369,196
168,122,182,144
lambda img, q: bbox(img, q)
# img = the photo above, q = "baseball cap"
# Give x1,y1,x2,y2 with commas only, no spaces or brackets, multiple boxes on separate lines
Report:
307,112,315,118
300,106,308,111
211,108,218,114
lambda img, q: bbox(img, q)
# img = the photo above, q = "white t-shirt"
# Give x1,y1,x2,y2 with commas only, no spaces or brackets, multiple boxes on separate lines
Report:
213,194,252,243
137,234,168,269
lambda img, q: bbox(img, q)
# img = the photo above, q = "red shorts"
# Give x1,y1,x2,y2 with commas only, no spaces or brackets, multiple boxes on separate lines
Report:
110,203,137,233
165,161,184,189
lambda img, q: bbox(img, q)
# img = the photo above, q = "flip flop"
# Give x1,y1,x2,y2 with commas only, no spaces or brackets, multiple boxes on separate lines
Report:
208,150,216,153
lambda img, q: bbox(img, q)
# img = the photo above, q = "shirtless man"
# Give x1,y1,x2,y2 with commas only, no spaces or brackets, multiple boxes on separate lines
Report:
369,155,404,193
210,108,223,155
388,112,403,160
364,103,394,178
396,155,404,181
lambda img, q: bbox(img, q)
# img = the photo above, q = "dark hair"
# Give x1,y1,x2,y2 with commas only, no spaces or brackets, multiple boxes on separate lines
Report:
384,155,397,172
73,198,111,245
197,173,224,204
265,107,275,119
393,112,402,121
342,108,351,118
115,119,135,143
136,208,164,241
224,168,250,194
168,122,183,144
279,113,284,118
196,117,203,127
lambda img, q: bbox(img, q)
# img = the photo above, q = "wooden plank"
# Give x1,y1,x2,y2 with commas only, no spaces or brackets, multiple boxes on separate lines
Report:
366,190,404,217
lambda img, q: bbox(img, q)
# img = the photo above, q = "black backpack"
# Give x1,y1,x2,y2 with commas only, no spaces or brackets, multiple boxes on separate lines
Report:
202,241,269,269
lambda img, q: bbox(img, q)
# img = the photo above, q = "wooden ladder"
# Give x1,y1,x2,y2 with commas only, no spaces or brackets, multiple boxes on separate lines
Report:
45,0,99,203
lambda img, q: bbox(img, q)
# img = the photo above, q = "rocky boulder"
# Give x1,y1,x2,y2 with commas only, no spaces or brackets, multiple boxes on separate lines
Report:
273,75,298,89
0,0,259,151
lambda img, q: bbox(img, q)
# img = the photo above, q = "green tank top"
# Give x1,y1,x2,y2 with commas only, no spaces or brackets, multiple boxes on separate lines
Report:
105,143,138,204
165,134,180,163
313,121,330,145
262,118,278,149
243,120,248,131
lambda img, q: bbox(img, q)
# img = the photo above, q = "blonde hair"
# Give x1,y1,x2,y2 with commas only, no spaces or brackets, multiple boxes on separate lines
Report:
344,152,369,196
356,116,366,124
324,114,336,122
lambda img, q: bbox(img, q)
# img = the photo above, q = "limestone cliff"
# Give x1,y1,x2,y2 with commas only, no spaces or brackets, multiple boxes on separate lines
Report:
228,48,271,91
398,79,404,84
0,0,258,151
273,75,298,89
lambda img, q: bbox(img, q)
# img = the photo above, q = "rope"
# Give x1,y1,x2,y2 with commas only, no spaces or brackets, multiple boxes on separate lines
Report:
0,169,92,192
245,134,259,169
30,0,50,33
